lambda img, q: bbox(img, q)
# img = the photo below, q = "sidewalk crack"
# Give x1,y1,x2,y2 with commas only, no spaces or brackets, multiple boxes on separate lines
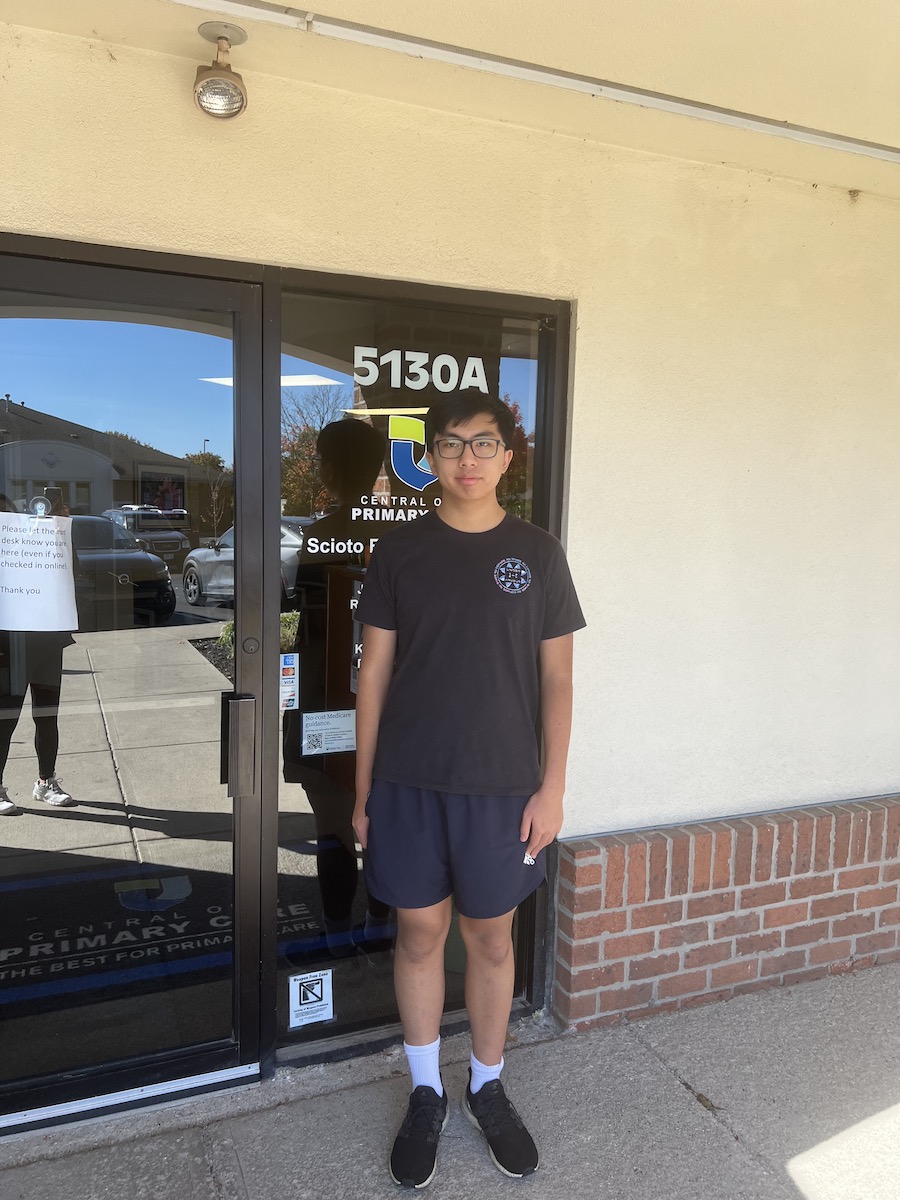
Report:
625,1024,799,1196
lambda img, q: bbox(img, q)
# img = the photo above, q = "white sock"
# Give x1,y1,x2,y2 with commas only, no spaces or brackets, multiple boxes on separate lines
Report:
469,1052,504,1094
403,1037,443,1096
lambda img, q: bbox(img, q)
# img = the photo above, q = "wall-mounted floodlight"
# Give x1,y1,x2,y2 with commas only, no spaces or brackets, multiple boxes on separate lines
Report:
194,22,248,119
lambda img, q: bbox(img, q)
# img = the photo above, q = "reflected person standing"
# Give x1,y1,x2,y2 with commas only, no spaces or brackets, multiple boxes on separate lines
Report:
0,490,78,815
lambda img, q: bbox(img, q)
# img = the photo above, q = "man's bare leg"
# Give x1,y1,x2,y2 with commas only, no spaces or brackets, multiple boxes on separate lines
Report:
394,898,453,1046
458,908,516,1065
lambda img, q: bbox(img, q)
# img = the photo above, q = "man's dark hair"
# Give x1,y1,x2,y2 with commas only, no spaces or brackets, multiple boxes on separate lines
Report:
424,395,516,452
316,418,386,499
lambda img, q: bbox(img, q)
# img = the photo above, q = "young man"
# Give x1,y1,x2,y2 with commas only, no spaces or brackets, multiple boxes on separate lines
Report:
353,394,584,1188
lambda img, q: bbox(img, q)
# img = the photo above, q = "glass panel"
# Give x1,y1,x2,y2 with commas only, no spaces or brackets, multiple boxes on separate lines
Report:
0,297,237,1090
276,293,540,1044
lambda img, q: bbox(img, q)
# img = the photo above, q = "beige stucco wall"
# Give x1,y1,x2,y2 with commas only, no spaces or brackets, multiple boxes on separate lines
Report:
2,11,899,836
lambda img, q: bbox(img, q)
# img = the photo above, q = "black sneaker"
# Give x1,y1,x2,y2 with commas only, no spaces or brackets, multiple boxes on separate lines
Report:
390,1085,449,1189
464,1072,539,1178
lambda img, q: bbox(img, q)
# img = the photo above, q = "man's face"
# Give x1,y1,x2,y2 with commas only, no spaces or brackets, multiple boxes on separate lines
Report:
425,414,513,505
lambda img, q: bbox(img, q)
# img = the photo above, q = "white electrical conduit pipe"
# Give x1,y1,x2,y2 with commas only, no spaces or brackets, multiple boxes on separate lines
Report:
169,0,900,167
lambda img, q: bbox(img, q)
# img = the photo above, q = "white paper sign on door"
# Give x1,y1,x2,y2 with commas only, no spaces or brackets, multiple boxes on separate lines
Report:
0,515,77,631
288,968,334,1028
301,709,356,756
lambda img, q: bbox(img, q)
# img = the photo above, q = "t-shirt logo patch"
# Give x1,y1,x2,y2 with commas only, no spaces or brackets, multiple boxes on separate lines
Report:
494,557,532,594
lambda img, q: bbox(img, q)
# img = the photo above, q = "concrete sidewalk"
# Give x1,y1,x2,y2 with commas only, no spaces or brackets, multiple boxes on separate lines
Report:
0,964,896,1200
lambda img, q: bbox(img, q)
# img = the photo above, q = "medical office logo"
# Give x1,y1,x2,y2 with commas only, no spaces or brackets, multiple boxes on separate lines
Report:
494,558,531,594
388,415,438,493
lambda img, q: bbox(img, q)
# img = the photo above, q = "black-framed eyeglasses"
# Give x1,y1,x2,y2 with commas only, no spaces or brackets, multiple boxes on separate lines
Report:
433,437,506,459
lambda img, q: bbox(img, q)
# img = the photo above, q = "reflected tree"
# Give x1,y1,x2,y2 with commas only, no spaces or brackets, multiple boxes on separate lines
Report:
280,384,349,516
184,450,233,540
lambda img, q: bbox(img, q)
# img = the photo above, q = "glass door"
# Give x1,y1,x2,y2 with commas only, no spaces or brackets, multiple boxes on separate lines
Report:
0,256,264,1125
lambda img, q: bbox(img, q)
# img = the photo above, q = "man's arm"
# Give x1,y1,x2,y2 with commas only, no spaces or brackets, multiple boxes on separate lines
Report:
353,623,397,849
520,632,574,860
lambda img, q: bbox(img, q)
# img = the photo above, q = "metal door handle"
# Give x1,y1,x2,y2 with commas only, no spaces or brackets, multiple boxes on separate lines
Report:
227,695,257,798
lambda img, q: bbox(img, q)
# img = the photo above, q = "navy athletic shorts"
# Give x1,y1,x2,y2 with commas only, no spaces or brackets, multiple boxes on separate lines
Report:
363,779,547,920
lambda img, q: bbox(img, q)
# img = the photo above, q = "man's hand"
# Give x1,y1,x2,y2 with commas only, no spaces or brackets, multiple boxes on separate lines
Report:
352,795,370,850
519,784,564,861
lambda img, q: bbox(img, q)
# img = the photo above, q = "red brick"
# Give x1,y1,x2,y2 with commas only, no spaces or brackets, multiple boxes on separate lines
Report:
789,874,836,899
740,882,786,909
830,808,850,869
563,840,604,861
682,989,732,1010
734,978,775,996
603,842,626,910
811,894,854,919
603,931,656,959
556,961,626,993
714,912,760,938
669,831,691,897
760,950,808,977
557,909,627,941
622,1001,680,1021
879,906,900,927
709,824,733,889
828,958,860,976
557,880,576,913
552,986,598,1022
784,921,829,947
764,902,809,928
875,947,900,965
559,855,603,889
866,807,886,863
570,940,602,967
628,952,680,981
685,942,732,968
733,822,754,886
782,965,829,987
793,813,814,875
749,818,775,882
848,808,869,865
691,829,714,893
814,809,836,872
687,893,734,919
837,866,880,889
886,805,900,858
882,862,900,883
598,983,654,1013
856,885,899,910
855,931,896,955
809,939,852,965
772,814,796,879
658,921,709,948
630,900,684,929
658,970,708,998
648,836,669,902
832,913,876,938
625,837,649,906
571,1014,623,1032
712,959,759,987
736,930,782,955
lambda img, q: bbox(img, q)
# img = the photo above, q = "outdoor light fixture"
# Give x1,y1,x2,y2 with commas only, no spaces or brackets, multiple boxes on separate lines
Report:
194,22,248,119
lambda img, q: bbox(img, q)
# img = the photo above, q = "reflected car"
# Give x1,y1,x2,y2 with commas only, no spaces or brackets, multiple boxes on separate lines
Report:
72,516,177,626
101,507,192,569
181,518,314,608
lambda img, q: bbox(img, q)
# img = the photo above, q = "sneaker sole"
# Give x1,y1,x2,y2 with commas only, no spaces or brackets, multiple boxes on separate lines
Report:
463,1096,539,1179
389,1105,450,1189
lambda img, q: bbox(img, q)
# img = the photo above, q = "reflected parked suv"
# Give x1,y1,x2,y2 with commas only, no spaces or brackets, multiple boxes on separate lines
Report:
101,507,192,569
73,516,177,627
181,518,313,608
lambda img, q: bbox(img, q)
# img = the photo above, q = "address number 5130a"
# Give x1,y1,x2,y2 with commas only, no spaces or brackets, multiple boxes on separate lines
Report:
353,347,488,393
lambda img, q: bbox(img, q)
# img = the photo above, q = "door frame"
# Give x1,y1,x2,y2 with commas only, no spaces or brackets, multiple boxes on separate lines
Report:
0,232,572,1111
0,247,267,1127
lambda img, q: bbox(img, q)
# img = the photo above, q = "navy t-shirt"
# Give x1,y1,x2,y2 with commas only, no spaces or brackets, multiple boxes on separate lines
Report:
356,511,585,796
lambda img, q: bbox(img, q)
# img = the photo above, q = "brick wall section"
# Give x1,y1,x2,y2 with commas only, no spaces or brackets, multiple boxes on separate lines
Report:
552,796,900,1030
